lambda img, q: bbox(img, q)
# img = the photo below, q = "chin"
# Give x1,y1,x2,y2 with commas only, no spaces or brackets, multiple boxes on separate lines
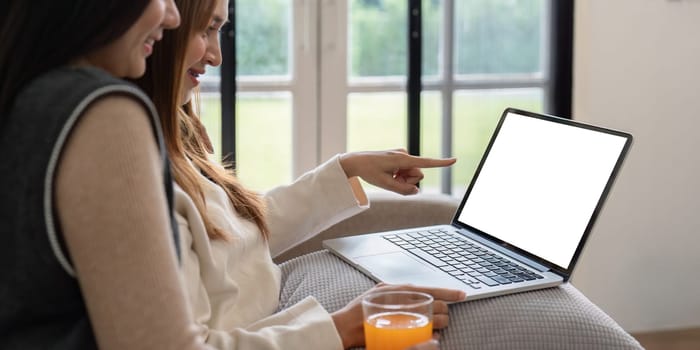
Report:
126,65,147,79
181,91,193,105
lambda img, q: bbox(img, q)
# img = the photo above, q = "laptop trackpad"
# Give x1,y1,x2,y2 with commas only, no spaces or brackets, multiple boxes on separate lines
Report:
356,252,437,281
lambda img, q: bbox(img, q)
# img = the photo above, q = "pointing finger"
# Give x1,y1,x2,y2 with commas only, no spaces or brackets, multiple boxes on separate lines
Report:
397,155,457,169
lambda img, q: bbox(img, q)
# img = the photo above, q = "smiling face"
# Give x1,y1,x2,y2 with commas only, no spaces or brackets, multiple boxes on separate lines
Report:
85,0,181,78
180,0,227,105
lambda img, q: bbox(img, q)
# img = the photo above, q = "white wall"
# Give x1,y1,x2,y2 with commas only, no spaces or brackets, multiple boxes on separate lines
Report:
571,0,700,333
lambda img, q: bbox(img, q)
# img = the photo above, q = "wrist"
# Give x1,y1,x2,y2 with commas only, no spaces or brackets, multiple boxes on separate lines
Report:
331,309,364,349
339,153,358,179
330,311,352,349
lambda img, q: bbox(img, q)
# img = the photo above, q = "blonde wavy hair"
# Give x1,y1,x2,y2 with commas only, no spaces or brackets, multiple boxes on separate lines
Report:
133,0,268,241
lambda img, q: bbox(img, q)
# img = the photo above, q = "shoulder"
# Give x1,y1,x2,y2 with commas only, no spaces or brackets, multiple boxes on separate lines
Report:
49,66,164,151
67,66,157,122
38,66,165,155
81,94,153,126
76,94,156,144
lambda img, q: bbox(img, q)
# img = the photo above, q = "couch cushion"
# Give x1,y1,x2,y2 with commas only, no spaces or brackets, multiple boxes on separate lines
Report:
279,251,642,349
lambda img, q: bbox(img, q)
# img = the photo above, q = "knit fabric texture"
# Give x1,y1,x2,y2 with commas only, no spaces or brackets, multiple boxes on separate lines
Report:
279,250,642,349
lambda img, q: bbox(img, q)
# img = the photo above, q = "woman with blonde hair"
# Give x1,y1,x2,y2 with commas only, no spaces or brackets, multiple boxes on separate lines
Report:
133,0,464,348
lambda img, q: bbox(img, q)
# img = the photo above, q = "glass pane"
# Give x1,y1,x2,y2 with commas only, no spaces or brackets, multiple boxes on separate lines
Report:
236,0,291,76
420,92,442,193
347,92,407,152
347,92,407,192
422,0,441,78
235,93,292,191
200,93,223,158
454,0,545,76
452,88,544,196
349,0,407,78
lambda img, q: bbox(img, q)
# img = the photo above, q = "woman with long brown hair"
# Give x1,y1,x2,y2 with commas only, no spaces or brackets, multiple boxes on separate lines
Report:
134,0,464,348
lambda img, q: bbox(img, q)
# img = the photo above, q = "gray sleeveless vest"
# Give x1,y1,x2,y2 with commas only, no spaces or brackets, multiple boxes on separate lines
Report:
0,66,179,349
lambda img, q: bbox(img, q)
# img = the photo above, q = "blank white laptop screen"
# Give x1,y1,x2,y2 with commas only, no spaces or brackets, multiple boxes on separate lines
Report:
457,111,628,268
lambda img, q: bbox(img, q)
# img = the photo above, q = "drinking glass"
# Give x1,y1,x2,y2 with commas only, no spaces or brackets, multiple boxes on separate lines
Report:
362,291,433,350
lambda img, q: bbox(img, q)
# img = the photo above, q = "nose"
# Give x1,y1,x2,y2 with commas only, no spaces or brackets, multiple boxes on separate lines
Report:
163,0,181,29
205,37,223,67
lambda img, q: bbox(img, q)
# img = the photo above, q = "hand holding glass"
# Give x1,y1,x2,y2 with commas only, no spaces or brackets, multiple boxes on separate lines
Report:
362,291,433,350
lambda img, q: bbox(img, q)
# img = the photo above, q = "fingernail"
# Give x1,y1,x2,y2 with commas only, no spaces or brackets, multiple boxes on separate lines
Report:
458,291,467,300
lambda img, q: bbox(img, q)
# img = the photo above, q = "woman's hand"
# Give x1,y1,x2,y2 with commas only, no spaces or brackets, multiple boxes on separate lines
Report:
339,149,457,195
330,283,466,349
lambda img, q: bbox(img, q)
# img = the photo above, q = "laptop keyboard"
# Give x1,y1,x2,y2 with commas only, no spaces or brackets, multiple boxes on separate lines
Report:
383,229,543,289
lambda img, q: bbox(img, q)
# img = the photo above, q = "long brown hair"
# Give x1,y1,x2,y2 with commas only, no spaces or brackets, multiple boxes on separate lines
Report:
134,0,268,241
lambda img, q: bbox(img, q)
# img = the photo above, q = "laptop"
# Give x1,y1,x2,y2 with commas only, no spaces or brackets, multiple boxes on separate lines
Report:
323,108,632,301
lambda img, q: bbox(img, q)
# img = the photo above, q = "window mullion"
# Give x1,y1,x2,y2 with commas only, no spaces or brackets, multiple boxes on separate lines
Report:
319,0,348,163
549,0,574,117
221,0,236,165
292,0,319,178
408,0,422,158
441,0,455,194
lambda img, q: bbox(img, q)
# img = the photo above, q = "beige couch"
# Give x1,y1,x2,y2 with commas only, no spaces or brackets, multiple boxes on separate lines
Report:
275,192,643,349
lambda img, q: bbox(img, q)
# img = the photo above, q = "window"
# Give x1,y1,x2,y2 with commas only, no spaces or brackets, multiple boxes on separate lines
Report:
202,0,572,195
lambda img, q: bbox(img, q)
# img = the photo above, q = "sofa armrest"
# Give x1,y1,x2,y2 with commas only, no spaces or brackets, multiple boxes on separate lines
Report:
274,191,460,263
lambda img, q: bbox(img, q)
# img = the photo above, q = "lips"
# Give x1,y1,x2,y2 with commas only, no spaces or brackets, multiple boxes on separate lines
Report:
187,69,202,86
143,33,163,56
143,35,160,56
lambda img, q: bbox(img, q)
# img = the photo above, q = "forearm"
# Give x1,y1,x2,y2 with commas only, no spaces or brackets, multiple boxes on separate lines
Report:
265,155,368,256
200,297,343,350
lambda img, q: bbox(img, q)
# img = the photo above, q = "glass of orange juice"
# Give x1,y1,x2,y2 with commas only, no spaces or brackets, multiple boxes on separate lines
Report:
362,291,433,350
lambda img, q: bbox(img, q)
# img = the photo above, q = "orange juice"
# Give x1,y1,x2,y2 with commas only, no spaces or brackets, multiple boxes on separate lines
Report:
364,311,433,350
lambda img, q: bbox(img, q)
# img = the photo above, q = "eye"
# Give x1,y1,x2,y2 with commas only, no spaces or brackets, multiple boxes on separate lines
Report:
200,25,218,39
